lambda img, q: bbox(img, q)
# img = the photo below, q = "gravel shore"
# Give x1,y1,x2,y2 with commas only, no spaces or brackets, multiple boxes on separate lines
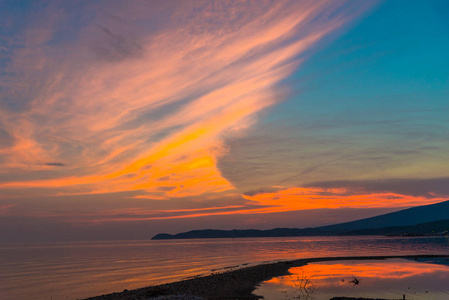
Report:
84,254,448,300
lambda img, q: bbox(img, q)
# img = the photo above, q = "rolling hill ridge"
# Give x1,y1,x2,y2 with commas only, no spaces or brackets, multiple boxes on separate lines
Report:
152,200,449,240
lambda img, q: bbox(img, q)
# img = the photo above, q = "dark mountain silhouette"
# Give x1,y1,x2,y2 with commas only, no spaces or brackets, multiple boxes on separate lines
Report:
152,200,449,240
318,199,449,233
152,227,326,240
344,219,449,236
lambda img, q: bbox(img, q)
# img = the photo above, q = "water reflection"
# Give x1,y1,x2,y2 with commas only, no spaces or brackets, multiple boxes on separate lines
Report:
1,237,447,300
255,258,449,300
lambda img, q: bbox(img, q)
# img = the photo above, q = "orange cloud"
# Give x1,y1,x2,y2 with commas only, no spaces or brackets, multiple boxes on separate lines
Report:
243,186,447,212
0,1,375,200
16,186,444,223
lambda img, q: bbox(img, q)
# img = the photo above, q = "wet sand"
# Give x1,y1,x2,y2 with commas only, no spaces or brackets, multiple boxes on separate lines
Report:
84,254,448,300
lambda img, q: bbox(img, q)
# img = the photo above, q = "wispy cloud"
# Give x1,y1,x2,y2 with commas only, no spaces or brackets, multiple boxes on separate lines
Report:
45,162,65,167
0,204,17,216
5,186,444,223
0,1,374,201
243,186,447,212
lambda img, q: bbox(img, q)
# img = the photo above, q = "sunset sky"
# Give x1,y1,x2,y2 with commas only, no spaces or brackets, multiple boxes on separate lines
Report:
0,0,448,242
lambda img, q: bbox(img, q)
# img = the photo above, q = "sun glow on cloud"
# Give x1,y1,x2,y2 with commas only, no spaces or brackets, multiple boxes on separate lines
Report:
0,1,375,202
15,187,443,223
243,186,447,212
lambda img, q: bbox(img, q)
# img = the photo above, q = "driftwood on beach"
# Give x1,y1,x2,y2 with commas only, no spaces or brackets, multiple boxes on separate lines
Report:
84,254,449,300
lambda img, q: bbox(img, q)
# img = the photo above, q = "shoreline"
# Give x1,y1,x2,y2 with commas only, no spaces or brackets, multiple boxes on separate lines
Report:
84,254,449,300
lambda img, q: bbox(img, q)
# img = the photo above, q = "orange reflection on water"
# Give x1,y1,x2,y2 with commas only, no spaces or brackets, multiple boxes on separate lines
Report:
267,259,449,289
258,258,449,300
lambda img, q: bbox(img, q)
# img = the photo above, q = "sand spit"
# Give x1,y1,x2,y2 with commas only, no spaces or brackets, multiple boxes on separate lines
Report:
84,254,449,300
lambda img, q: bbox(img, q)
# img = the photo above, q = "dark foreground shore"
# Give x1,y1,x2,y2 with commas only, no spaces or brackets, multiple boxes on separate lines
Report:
85,254,449,300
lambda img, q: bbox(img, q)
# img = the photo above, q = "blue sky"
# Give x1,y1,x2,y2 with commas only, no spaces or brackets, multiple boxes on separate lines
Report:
226,0,449,188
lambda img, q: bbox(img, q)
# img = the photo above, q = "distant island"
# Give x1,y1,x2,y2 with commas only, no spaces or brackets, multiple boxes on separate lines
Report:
152,200,449,240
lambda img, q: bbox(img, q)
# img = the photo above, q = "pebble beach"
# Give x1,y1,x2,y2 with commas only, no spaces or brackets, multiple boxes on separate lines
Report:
84,254,449,300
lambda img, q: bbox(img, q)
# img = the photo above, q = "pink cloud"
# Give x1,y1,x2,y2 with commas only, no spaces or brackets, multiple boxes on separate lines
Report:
0,1,375,201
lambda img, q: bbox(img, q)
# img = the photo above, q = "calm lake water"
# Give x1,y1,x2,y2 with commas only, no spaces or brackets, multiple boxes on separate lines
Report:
0,236,448,300
255,258,449,300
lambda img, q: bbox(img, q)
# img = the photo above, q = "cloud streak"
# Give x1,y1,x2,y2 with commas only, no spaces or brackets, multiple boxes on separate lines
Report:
4,186,444,224
243,186,447,212
0,1,375,201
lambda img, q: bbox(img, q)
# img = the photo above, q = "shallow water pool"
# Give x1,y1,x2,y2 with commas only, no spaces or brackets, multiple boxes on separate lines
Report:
255,258,449,300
